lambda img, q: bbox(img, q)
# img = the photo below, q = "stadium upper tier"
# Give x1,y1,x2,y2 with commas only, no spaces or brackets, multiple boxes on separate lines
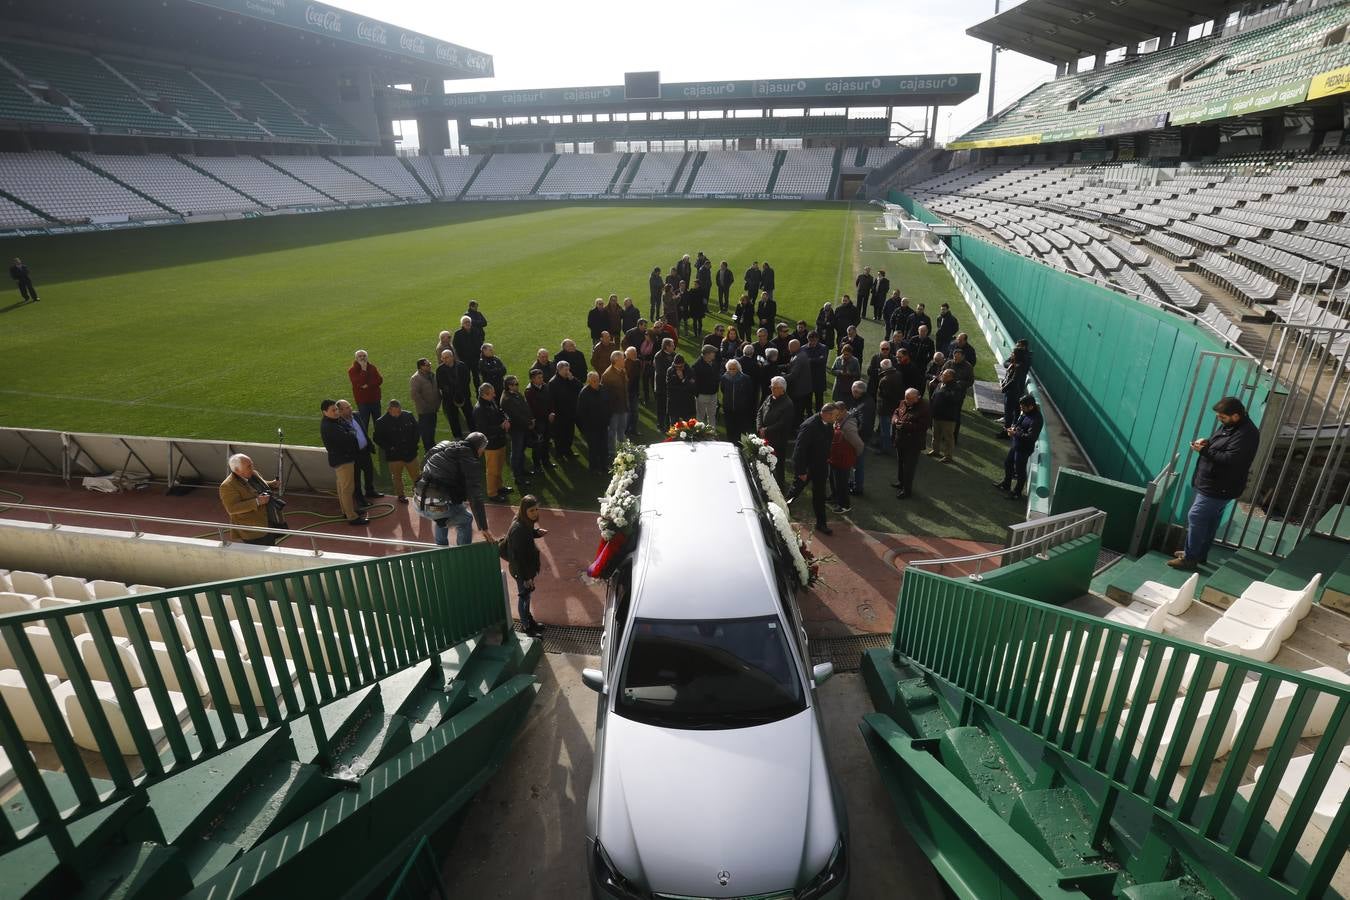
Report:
0,147,906,230
903,148,1350,361
463,116,889,146
0,39,373,144
953,2,1350,149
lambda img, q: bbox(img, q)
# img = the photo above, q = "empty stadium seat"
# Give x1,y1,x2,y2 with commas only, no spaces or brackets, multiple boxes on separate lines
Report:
536,153,625,196
46,575,93,601
464,153,552,197
75,633,147,688
265,156,395,204
626,153,684,194
689,151,775,195
1256,746,1350,832
0,669,63,743
773,148,835,198
53,679,191,755
331,156,428,200
0,152,165,224
77,153,260,216
88,580,131,600
8,572,50,597
0,593,37,614
187,156,333,209
1133,573,1198,617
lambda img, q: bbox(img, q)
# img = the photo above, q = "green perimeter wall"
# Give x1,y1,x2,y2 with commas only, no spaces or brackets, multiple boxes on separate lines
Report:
979,534,1101,605
891,191,1266,524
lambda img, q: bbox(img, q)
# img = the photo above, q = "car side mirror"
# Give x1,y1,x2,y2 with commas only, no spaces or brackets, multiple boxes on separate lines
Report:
582,667,606,693
812,662,834,686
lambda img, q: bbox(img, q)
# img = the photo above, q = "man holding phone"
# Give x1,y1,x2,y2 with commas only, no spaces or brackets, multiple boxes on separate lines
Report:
1169,396,1260,570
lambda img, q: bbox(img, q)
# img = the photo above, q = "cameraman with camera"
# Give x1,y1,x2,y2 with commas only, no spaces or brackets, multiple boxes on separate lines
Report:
220,453,287,546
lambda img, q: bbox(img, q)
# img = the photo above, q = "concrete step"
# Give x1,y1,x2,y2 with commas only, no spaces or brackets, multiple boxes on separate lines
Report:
71,841,192,900
407,679,474,744
938,726,1024,820
195,759,339,857
1007,787,1109,872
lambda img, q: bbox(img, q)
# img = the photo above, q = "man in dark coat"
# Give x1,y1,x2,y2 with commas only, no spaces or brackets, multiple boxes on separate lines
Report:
1000,340,1031,427
676,254,693,289
760,261,776,300
320,398,365,526
1170,397,1261,570
887,297,915,339
720,359,756,444
744,261,762,301
843,381,875,496
935,303,960,350
525,368,555,472
549,361,582,459
757,376,796,485
556,339,588,380
908,303,933,339
872,270,889,321
587,299,610,344
803,331,830,411
9,258,37,302
652,337,677,431
866,341,893,403
854,267,875,320
927,371,961,462
665,355,697,423
994,395,1043,503
436,349,470,439
790,402,843,534
784,341,813,424
716,261,735,312
478,344,508,397
373,400,422,502
418,434,494,546
907,324,936,372
891,388,931,500
452,315,483,389
875,360,903,453
834,296,860,336
576,372,610,474
756,294,778,333
946,332,978,368
337,400,381,510
648,267,664,321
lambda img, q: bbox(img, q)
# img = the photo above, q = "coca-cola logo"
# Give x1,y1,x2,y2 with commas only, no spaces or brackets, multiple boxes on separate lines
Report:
464,53,489,72
356,20,387,45
304,4,341,32
399,33,425,54
436,43,458,63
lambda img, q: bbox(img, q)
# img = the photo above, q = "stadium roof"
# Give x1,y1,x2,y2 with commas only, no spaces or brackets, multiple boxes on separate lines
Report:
390,74,981,118
6,0,492,80
967,0,1238,65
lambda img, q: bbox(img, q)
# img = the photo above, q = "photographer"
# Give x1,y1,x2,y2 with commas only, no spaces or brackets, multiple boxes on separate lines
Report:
415,433,495,547
219,453,286,545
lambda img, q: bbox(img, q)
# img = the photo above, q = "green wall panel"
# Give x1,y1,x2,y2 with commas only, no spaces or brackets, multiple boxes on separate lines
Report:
979,534,1101,605
1050,471,1146,553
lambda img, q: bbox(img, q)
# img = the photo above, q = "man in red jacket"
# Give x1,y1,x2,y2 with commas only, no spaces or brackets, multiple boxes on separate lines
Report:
348,349,384,433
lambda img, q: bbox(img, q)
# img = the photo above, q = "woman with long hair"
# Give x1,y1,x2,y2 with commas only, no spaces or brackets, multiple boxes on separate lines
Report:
505,494,547,636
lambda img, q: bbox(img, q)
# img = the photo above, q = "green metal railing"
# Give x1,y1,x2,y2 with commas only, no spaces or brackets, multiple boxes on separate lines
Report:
0,544,508,862
893,567,1350,897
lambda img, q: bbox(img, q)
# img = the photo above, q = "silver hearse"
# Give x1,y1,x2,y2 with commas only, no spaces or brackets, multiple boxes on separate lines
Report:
584,441,847,900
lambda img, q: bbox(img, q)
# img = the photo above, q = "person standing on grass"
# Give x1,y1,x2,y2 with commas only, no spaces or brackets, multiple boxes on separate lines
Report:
556,338,587,379
347,350,383,433
935,303,959,351
1000,340,1031,428
844,381,874,497
373,400,421,503
720,358,755,444
717,261,735,312
501,375,534,488
760,261,776,302
994,395,1043,503
891,388,931,500
623,346,643,438
744,260,762,302
756,293,778,336
436,349,470,440
790,402,843,536
648,266,664,322
946,332,977,368
409,358,440,452
757,376,795,485
505,495,548,637
834,294,860,336
417,433,494,547
872,270,889,322
592,331,616,375
219,453,285,545
816,302,836,352
661,284,680,333
435,331,454,364
478,343,507,397
689,282,707,340
453,315,483,389
625,319,657,404
525,368,555,473
804,331,829,411
1169,396,1260,571
605,294,624,337
831,344,860,403
676,254,693,289
665,354,697,424
927,370,961,463
908,325,936,372
601,350,628,457
621,297,640,334
548,361,581,460
530,347,555,382
473,382,511,503
693,345,721,428
733,293,754,337
653,337,677,431
9,258,37,303
588,298,609,344
577,371,611,474
854,266,875,321
320,399,367,527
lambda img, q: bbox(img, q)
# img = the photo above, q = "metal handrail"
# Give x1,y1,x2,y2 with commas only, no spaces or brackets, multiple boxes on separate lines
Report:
0,501,438,554
907,510,1106,579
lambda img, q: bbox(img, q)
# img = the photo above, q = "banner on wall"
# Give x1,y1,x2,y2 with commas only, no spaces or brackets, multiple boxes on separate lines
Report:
1308,65,1350,101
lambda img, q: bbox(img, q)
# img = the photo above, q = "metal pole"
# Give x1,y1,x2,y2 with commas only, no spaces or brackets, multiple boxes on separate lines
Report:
987,0,1001,121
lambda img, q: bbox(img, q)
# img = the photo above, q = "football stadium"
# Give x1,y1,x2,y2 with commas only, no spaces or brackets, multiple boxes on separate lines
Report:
0,0,1348,896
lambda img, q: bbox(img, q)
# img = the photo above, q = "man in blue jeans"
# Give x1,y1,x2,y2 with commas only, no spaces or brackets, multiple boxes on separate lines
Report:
416,433,495,547
1169,397,1261,571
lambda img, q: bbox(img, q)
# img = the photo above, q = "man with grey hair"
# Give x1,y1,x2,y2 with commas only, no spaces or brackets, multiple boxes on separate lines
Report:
219,453,284,544
785,339,812,424
720,358,755,444
337,399,381,508
347,350,383,433
418,433,494,546
453,314,484,388
757,375,795,485
891,387,932,500
693,345,720,428
409,357,440,452
791,402,845,534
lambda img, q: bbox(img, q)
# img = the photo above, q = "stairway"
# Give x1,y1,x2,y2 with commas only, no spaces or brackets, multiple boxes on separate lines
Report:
605,151,632,194
3,632,541,898
615,152,643,195
456,153,492,199
529,153,560,195
1197,535,1349,612
680,151,706,194
764,149,787,194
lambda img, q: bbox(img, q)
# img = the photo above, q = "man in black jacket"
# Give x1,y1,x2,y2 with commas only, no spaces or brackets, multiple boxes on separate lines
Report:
548,361,582,459
760,261,776,301
716,261,735,312
693,345,721,428
790,402,843,534
576,371,611,474
744,261,762,301
935,303,959,350
338,400,382,509
556,339,587,380
993,395,1043,502
9,258,37,302
373,401,422,502
418,434,494,546
648,267,664,321
320,399,367,526
452,315,483,389
757,376,795,485
436,349,470,439
854,267,875,320
1170,397,1262,570
871,270,889,321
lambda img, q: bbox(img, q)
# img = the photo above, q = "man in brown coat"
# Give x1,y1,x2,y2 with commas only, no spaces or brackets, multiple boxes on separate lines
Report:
219,453,284,544
891,388,932,500
601,350,629,457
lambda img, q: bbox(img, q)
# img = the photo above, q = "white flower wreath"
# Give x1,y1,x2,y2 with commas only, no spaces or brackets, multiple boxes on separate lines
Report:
740,435,813,587
597,443,646,541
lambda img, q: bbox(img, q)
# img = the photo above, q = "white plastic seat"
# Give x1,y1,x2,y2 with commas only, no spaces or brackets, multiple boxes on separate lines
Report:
1239,574,1320,623
74,633,147,688
1105,598,1172,632
0,592,37,614
8,572,50,597
1225,596,1301,641
1256,746,1350,832
34,598,90,634
46,576,93,601
0,668,65,742
1203,614,1286,663
53,679,190,755
1133,687,1235,768
87,579,131,600
185,646,298,707
0,572,11,592
1133,573,1197,616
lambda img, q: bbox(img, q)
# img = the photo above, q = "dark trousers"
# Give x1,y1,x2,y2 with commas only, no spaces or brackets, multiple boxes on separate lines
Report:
857,291,870,320
442,401,464,439
356,402,380,435
725,413,750,446
656,391,668,431
584,428,608,473
649,297,661,321
808,466,829,528
791,394,812,425
748,287,760,301
509,429,528,481
417,412,438,452
626,391,640,437
1003,393,1020,428
640,364,654,402
830,467,852,510
1004,444,1031,497
692,315,704,337
466,359,481,389
515,576,535,628
812,383,826,412
895,437,923,496
717,285,730,310
15,276,36,301
354,447,376,500
531,425,550,469
553,419,575,456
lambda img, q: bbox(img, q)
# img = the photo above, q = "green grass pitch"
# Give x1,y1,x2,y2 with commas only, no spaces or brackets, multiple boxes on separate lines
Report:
2,200,1010,540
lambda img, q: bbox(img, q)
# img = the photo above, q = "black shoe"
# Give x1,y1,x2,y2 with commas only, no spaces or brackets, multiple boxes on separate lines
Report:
849,486,862,496
831,504,846,514
357,502,372,512
815,524,833,535
992,481,1010,490
890,481,902,489
491,492,510,502
1007,493,1024,501
365,491,384,499
896,491,911,499
348,517,370,526
397,495,409,504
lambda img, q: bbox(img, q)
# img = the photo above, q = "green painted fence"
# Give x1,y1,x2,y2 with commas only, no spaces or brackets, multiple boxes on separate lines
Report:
890,191,1270,525
0,544,508,865
892,567,1350,898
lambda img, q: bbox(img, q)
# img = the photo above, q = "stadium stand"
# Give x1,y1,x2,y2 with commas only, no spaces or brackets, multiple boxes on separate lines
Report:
772,148,836,198
625,152,686,194
195,70,332,143
76,153,262,216
429,154,486,197
0,194,46,229
264,155,396,204
186,155,335,209
264,81,370,144
106,57,267,142
689,150,775,194
0,151,166,223
536,152,625,195
464,152,554,197
331,156,429,200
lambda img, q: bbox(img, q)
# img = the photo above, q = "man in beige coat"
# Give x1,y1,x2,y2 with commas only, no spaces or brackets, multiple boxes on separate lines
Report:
219,454,283,545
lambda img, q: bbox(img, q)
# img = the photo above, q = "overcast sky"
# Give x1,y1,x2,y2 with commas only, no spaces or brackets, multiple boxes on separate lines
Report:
335,0,1055,142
